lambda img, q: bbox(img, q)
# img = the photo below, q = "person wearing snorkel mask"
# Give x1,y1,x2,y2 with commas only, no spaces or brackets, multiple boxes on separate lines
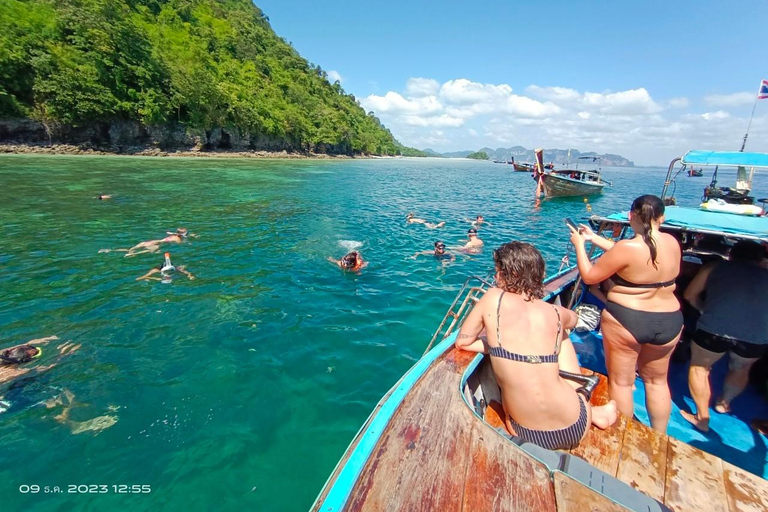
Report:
99,227,196,257
0,336,80,387
328,251,367,271
410,241,456,262
137,252,195,282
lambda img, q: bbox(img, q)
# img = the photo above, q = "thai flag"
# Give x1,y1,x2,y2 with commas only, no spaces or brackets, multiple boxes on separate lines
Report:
759,79,768,100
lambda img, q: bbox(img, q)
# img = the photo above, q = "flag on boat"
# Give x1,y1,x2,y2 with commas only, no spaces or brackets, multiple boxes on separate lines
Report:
759,79,768,100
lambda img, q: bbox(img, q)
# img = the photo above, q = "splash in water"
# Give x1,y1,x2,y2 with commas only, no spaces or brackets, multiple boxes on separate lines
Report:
338,240,363,252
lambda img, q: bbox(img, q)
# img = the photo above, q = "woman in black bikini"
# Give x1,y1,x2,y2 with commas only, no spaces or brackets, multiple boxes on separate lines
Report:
569,195,682,433
455,242,617,450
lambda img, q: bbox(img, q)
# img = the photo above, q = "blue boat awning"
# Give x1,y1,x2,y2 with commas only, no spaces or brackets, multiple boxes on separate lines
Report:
600,207,768,241
681,150,768,169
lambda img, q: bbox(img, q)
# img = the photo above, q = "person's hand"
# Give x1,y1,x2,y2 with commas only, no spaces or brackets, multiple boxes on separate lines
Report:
568,224,585,247
578,223,596,242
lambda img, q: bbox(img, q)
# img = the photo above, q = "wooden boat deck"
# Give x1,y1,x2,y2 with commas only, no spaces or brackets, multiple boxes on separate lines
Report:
313,345,768,512
311,267,768,511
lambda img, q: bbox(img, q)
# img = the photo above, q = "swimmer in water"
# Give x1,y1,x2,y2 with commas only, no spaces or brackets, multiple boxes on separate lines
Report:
328,251,367,271
137,252,195,281
0,337,80,387
95,194,112,200
99,227,195,257
410,241,456,262
459,228,484,253
406,212,445,229
463,215,491,229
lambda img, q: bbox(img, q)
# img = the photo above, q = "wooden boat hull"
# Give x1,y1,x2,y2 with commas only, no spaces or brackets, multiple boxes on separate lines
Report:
542,173,605,197
310,262,768,511
513,163,534,172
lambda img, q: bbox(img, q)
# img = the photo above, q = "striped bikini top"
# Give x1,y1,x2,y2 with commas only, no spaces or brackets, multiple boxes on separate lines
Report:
487,291,562,364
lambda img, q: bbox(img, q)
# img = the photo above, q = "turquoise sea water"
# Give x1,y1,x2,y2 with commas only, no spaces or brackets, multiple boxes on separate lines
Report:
0,155,765,511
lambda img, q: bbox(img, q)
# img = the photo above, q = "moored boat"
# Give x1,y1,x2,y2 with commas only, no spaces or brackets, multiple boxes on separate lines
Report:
688,168,703,177
311,149,768,512
533,150,609,197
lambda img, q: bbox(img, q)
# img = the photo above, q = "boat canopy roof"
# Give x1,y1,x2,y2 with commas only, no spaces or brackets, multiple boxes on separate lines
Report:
592,206,768,242
681,150,768,169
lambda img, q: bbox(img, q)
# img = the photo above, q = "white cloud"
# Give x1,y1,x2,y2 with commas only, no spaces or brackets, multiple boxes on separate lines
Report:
704,92,754,107
362,92,442,115
405,78,440,97
664,97,690,109
402,114,464,127
701,111,730,120
581,88,661,115
327,70,343,84
526,85,581,103
439,79,513,105
360,78,768,164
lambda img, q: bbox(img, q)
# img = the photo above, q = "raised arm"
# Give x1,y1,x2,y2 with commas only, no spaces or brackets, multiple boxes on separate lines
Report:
579,224,615,251
569,225,628,285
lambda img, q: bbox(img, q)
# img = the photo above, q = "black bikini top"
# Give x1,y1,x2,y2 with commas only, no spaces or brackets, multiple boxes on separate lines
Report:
488,291,561,364
611,273,675,289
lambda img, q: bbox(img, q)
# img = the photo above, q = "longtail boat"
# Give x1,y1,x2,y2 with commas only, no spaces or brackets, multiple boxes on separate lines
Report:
533,150,609,198
311,150,768,512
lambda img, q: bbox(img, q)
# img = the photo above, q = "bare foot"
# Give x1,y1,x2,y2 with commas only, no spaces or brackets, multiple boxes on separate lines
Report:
714,400,731,414
591,400,618,429
57,343,81,355
680,409,710,432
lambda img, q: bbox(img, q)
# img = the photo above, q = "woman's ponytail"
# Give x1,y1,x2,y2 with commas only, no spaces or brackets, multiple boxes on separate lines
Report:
631,195,664,268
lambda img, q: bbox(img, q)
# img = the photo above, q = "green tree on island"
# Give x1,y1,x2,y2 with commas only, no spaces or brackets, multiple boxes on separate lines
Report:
466,151,489,160
0,0,423,156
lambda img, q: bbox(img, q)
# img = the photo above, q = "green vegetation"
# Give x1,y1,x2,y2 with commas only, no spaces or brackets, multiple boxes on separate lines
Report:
466,151,489,160
0,0,419,155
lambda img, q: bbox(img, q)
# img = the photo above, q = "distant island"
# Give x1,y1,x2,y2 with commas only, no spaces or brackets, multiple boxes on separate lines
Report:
466,151,488,160
0,0,423,157
423,146,634,167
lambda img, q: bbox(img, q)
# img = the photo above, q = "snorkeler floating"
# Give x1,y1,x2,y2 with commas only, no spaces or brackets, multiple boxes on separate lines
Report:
95,194,112,200
328,251,367,271
406,212,445,229
99,227,196,257
137,252,195,281
0,336,80,387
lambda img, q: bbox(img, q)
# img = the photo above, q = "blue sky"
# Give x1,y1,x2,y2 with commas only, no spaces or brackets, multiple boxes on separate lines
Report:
256,0,767,165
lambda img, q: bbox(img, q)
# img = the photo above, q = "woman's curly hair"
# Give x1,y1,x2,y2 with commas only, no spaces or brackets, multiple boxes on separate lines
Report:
493,241,545,300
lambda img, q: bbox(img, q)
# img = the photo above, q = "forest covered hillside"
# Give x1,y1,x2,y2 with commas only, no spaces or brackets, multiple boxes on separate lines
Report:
0,0,420,155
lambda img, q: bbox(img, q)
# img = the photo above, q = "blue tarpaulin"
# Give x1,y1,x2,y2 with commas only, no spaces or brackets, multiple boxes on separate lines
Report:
681,150,768,168
603,206,768,241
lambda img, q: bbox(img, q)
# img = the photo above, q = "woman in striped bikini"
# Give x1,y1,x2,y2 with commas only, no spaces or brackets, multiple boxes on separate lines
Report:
456,241,618,450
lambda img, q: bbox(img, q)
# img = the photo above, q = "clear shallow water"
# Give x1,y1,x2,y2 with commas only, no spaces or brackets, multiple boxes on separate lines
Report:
0,155,765,511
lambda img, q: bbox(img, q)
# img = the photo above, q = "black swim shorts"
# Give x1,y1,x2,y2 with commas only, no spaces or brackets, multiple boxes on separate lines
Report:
693,329,768,359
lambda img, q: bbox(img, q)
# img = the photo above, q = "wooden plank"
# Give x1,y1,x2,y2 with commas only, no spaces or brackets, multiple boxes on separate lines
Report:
570,413,628,477
584,369,610,407
664,437,728,512
722,461,768,512
461,424,556,512
615,417,668,502
484,400,506,430
343,349,476,512
553,472,632,512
